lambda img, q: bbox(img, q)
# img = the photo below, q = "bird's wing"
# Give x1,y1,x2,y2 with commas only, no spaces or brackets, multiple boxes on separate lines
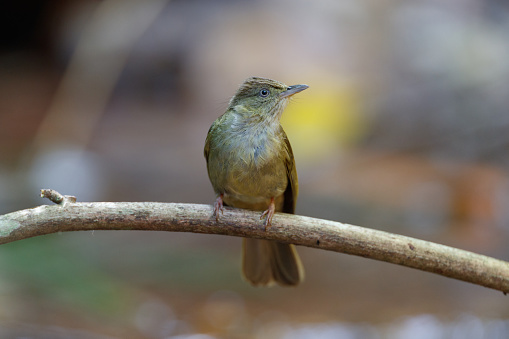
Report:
282,131,298,214
204,124,213,162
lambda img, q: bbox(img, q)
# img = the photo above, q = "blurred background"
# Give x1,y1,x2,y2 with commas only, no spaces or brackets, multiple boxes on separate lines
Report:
1,0,509,338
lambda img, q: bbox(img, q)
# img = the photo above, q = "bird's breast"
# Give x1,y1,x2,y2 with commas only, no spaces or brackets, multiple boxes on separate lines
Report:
208,128,288,206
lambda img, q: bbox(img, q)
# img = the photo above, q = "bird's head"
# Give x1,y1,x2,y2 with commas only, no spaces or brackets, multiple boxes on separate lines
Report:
228,77,308,122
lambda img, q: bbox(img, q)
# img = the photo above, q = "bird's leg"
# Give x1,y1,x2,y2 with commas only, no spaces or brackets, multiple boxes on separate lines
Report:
261,197,276,230
213,194,224,221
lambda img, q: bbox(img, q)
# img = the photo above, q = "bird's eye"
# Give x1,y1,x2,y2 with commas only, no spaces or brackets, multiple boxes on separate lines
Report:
259,89,270,97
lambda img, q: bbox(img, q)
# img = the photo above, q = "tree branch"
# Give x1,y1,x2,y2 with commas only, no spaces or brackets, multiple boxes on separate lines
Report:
1,190,508,294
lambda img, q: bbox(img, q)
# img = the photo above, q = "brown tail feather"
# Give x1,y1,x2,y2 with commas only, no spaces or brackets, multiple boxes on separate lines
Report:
242,238,304,286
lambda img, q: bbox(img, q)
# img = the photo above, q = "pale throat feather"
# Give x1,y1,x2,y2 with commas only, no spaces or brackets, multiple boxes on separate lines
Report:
230,100,288,167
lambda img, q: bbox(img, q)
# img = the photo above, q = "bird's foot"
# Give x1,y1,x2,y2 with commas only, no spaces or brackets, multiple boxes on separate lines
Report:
260,197,276,230
213,194,224,221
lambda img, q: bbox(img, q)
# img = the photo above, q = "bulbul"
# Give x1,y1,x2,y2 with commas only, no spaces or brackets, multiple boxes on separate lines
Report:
204,76,308,286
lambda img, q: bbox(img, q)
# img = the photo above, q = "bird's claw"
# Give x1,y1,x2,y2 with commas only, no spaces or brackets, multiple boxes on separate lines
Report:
213,194,224,221
261,197,276,230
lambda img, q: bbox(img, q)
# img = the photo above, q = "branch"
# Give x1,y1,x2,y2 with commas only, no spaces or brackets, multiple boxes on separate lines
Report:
1,190,508,294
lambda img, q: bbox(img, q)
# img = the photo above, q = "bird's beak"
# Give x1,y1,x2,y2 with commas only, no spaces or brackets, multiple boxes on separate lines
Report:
279,84,309,98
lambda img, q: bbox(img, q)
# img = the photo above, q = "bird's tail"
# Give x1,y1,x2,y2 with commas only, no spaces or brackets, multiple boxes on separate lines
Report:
242,238,304,286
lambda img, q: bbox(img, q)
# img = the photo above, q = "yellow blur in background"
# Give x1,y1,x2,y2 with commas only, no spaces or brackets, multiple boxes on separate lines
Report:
282,81,365,161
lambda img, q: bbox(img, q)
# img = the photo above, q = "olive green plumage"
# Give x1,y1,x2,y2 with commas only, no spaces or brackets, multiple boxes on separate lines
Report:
204,76,308,286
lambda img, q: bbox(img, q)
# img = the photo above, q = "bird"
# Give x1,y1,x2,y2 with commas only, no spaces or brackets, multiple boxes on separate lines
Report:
204,76,308,286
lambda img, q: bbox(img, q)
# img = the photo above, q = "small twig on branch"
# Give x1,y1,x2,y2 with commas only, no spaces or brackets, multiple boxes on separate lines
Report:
1,189,509,294
40,189,77,205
